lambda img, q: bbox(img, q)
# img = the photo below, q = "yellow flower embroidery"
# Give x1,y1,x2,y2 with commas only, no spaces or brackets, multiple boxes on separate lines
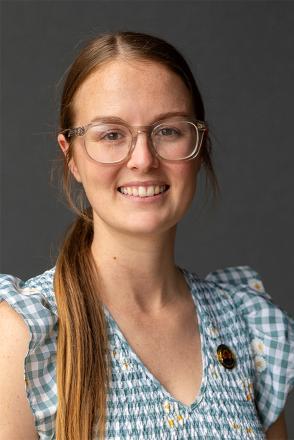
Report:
112,349,118,359
231,422,240,430
163,400,185,429
122,360,130,370
239,377,254,401
166,414,184,429
167,418,175,428
177,414,184,426
163,400,171,414
116,352,134,371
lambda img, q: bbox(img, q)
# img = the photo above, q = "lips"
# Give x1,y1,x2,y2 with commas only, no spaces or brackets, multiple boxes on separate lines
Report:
117,184,170,197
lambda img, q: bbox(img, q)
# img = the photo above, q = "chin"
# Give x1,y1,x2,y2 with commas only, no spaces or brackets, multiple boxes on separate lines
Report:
118,218,177,237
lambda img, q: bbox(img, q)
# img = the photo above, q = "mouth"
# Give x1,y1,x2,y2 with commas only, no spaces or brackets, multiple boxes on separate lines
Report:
117,184,170,199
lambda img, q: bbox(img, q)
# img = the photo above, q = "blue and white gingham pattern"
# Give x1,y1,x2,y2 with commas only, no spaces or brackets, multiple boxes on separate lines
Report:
0,269,58,439
0,265,293,439
205,265,294,431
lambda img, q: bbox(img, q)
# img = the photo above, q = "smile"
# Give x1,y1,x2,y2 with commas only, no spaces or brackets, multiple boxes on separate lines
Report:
117,184,170,200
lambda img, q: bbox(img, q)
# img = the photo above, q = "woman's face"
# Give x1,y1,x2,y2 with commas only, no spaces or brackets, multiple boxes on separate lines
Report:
58,59,202,237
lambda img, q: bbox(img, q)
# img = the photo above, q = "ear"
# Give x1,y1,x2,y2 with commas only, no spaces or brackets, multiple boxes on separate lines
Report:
57,133,82,183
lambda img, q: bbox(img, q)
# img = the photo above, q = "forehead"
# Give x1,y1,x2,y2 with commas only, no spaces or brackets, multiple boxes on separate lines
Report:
72,59,193,125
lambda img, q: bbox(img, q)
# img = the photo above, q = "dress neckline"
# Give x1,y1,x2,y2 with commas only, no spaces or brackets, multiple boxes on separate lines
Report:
102,266,209,413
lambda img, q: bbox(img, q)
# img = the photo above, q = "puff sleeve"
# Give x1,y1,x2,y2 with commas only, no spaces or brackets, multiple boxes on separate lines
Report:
205,265,294,431
0,270,58,439
0,271,57,349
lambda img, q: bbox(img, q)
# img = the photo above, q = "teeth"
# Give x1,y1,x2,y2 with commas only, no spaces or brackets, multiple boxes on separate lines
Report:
119,185,168,197
138,186,146,197
147,186,155,196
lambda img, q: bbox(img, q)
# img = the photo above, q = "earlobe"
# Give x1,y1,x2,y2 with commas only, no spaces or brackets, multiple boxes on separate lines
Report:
57,134,82,183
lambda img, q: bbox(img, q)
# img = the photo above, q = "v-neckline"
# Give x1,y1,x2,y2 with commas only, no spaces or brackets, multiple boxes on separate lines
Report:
102,266,208,413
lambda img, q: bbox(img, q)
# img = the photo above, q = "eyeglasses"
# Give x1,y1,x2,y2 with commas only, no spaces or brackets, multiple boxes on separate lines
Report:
61,118,207,164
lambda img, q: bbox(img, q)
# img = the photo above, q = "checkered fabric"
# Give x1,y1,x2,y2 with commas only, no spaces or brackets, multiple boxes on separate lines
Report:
0,265,293,439
205,265,294,431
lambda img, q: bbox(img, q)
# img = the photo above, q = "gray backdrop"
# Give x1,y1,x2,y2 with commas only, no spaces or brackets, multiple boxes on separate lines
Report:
1,0,294,436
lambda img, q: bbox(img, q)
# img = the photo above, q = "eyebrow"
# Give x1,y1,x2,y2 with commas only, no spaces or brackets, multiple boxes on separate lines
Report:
89,111,194,125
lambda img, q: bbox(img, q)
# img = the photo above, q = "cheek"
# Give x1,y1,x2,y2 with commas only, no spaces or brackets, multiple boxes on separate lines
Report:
78,163,118,200
172,161,199,193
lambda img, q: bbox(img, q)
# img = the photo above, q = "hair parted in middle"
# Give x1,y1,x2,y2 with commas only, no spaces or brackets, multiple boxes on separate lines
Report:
54,30,219,439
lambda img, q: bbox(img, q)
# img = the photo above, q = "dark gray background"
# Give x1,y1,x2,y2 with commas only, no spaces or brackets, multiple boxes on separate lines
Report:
1,0,293,435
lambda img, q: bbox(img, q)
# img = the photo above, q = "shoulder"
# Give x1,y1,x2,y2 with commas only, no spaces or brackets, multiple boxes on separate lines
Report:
0,301,39,440
0,267,57,349
182,264,294,431
0,268,58,438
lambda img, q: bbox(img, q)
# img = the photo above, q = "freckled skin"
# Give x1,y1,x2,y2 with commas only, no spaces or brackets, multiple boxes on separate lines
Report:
58,59,202,238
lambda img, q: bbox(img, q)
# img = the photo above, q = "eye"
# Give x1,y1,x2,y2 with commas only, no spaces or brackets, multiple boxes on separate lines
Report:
102,131,124,141
159,127,179,136
154,126,182,138
88,125,128,143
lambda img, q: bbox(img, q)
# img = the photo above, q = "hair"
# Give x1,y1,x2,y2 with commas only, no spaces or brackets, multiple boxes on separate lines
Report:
54,30,220,439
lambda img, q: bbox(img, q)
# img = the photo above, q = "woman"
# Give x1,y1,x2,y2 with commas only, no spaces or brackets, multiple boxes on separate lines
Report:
0,31,293,440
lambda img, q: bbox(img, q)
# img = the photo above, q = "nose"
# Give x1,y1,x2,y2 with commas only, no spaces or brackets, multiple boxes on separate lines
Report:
126,130,159,171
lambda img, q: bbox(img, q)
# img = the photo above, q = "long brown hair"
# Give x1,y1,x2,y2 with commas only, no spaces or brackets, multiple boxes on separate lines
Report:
54,31,220,439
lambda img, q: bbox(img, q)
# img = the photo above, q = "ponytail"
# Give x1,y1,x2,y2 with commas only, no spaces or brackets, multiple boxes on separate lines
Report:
54,210,110,439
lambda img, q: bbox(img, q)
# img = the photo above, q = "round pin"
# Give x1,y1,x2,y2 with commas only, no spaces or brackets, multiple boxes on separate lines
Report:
216,344,236,369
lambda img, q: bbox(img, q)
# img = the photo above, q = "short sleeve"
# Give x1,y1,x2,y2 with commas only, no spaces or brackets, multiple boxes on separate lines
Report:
0,270,58,439
205,265,294,431
0,272,56,349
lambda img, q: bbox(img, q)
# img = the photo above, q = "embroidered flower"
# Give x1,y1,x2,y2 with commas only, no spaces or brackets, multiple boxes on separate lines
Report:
112,349,120,360
163,400,185,429
248,278,265,293
251,338,266,356
163,399,172,414
254,355,267,373
231,422,241,430
121,358,133,371
240,377,254,401
229,418,254,436
176,414,184,426
165,414,185,429
250,338,267,373
112,347,134,372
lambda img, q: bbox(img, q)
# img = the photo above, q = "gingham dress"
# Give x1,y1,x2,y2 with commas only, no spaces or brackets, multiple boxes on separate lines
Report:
0,265,293,439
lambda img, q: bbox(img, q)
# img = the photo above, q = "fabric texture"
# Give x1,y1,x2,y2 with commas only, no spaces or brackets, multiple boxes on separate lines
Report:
0,265,293,439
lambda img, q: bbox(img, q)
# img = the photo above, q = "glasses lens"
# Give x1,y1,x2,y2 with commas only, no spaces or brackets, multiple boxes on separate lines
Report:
85,124,131,163
152,121,199,160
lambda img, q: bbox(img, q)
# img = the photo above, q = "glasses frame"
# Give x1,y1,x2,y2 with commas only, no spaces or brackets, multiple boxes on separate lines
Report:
60,118,208,164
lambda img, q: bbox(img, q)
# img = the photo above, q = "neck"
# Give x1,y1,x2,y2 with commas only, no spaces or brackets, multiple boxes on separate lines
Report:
90,219,185,316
